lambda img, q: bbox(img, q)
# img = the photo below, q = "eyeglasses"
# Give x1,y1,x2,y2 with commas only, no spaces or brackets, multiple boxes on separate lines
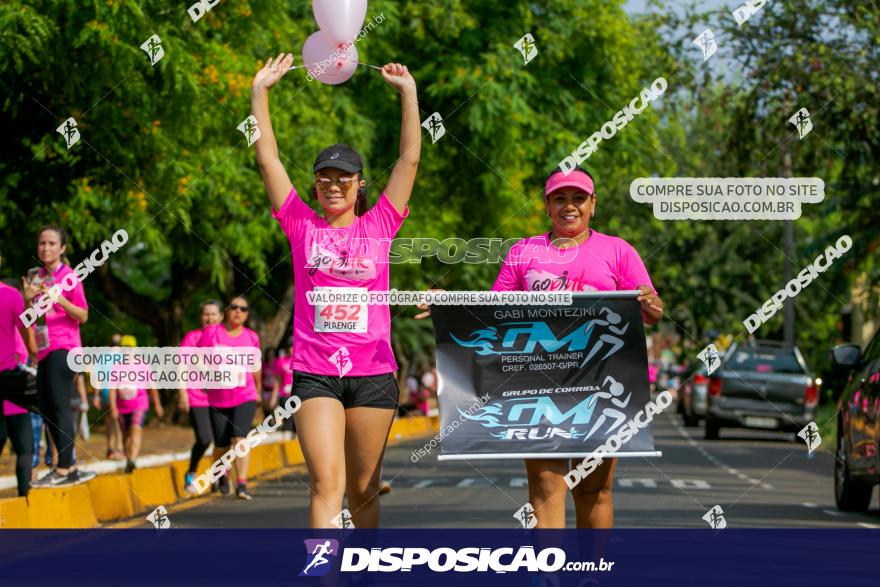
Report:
228,304,249,312
315,176,359,191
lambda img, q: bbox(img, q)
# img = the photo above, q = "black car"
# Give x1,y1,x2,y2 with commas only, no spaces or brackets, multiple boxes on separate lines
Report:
831,327,880,511
704,340,818,440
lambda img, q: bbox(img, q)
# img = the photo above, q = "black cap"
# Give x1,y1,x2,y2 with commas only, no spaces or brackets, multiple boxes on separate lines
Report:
313,143,363,174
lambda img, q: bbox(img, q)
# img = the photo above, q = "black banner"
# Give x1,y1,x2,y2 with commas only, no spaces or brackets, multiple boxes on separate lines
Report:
431,292,656,459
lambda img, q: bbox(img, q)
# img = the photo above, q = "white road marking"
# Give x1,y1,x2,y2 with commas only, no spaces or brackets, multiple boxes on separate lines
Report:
857,522,879,529
671,479,712,489
822,509,843,517
618,478,658,488
802,502,817,508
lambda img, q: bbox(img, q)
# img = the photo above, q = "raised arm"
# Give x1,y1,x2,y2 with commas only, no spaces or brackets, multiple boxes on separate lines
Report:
380,63,420,215
251,53,296,212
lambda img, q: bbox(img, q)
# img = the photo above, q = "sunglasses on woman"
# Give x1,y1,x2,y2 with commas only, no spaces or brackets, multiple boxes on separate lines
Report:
315,176,359,191
228,304,249,312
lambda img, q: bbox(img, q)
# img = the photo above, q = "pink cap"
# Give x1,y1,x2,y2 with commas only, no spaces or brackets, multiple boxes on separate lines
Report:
545,170,595,197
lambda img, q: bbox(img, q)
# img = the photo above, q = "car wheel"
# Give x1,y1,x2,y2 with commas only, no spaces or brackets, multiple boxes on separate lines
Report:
704,416,720,440
834,425,873,512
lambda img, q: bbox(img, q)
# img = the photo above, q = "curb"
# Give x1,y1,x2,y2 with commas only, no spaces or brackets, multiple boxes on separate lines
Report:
0,415,439,528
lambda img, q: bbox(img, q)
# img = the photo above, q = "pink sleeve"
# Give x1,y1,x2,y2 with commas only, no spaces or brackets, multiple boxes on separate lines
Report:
66,274,88,309
616,241,655,293
272,185,316,236
491,242,525,292
250,329,261,350
197,326,215,347
14,328,27,363
361,192,409,239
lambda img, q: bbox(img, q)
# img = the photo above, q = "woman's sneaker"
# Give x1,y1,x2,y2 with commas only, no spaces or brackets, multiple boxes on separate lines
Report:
31,470,64,488
184,472,198,495
236,485,253,500
31,469,95,487
216,474,231,496
125,460,137,474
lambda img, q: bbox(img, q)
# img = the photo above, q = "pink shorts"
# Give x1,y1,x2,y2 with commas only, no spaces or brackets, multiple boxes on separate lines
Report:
118,410,146,434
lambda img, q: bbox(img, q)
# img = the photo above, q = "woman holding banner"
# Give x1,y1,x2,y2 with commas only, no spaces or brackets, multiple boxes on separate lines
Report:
250,53,419,527
493,166,664,528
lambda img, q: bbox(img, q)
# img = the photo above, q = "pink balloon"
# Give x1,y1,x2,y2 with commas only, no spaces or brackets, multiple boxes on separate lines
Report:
312,0,368,45
302,31,359,85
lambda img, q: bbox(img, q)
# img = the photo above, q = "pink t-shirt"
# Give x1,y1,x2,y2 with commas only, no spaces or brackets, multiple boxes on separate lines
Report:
273,187,408,377
112,359,152,415
180,328,209,408
493,230,656,296
2,285,29,416
0,283,25,372
114,385,149,415
35,264,88,361
274,355,293,396
198,323,260,408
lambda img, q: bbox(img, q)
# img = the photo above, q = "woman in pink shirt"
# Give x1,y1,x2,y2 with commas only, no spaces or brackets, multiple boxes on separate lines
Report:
251,54,420,527
492,166,664,528
110,336,163,473
25,225,96,488
0,264,38,496
199,296,262,500
179,300,222,494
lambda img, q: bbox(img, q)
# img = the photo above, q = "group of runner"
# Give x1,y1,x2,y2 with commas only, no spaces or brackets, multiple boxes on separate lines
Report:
251,54,664,529
2,55,665,528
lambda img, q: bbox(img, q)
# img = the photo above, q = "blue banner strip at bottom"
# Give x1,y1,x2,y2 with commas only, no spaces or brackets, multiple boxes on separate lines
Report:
0,529,874,586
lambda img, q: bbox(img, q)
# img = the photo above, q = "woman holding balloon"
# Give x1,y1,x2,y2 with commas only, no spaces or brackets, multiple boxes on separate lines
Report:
250,6,420,528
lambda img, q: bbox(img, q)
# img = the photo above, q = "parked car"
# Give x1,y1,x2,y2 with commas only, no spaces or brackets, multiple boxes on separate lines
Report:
679,362,709,427
704,340,818,440
830,327,880,511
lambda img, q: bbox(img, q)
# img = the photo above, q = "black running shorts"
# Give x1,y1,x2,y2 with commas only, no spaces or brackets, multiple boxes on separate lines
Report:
292,371,398,409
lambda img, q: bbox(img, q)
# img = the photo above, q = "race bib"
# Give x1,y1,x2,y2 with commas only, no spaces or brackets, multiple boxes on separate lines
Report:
313,287,368,333
35,325,50,351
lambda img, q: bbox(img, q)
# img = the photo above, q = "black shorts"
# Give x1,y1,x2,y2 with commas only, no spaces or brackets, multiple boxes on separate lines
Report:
209,401,257,447
293,371,398,409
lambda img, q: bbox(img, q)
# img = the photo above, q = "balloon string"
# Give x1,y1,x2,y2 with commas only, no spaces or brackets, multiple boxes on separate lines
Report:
354,61,383,70
288,61,383,71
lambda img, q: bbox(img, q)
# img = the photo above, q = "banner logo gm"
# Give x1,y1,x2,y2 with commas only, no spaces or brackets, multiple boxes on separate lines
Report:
459,396,597,440
449,307,629,370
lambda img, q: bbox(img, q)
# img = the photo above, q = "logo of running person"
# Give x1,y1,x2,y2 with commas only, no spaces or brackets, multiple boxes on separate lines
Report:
299,538,340,577
421,112,446,144
331,508,355,529
697,343,722,375
788,107,813,139
328,347,353,377
140,34,164,66
692,29,717,61
237,115,261,147
56,117,80,149
145,505,170,529
797,421,821,453
513,33,538,65
702,505,727,530
514,503,538,529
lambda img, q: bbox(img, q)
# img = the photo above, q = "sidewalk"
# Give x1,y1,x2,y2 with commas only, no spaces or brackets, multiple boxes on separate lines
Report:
0,421,194,497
